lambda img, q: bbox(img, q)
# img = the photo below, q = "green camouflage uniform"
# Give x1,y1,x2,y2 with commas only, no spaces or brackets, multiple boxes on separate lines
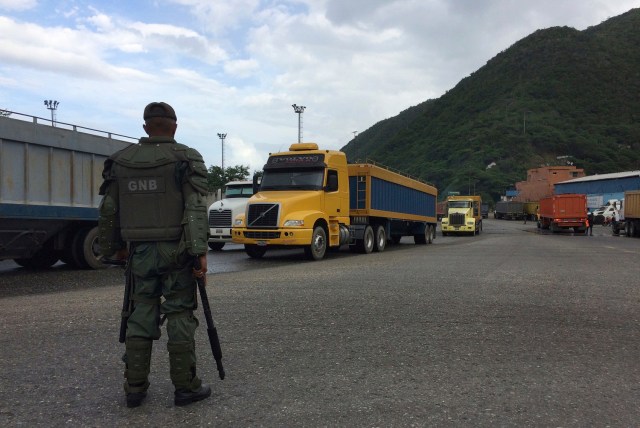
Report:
98,136,209,395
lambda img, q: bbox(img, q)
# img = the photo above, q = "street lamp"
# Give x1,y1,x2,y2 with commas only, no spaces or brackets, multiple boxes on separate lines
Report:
292,104,306,143
44,99,59,126
217,133,227,173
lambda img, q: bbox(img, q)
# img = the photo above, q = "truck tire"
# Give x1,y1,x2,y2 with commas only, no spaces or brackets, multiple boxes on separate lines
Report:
373,225,386,252
208,242,225,251
414,226,427,244
427,225,434,244
75,226,106,269
629,221,636,238
14,239,59,269
357,226,375,253
245,244,267,259
304,226,327,260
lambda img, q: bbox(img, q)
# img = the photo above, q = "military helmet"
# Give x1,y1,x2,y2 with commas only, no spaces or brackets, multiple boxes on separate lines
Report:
143,102,177,121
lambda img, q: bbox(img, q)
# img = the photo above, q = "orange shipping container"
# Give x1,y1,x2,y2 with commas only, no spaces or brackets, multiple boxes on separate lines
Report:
538,194,587,233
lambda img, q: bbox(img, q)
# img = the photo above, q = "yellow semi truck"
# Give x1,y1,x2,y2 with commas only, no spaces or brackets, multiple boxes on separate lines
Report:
232,143,438,260
440,195,482,236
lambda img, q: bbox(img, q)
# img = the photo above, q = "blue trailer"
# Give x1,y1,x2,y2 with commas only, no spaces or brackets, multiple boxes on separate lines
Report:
0,112,133,268
347,162,438,246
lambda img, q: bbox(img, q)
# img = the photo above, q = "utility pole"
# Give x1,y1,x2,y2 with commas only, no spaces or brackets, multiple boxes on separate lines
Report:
292,104,306,143
44,100,59,126
217,133,227,173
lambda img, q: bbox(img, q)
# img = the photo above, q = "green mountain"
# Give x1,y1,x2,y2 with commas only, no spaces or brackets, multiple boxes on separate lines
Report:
341,8,640,202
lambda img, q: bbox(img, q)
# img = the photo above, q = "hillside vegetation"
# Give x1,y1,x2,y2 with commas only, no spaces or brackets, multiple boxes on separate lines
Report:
341,9,640,202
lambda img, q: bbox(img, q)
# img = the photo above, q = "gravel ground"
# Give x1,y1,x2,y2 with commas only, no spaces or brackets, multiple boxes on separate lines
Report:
1,219,639,427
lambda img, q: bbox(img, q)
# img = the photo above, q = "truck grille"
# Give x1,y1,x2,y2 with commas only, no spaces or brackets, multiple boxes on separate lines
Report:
209,209,232,227
449,213,466,226
247,203,279,228
244,231,281,239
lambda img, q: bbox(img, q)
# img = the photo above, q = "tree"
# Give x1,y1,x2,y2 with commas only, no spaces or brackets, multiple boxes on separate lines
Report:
207,164,251,191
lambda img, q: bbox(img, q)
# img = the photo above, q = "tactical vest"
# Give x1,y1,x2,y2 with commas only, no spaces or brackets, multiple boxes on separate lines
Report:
112,140,186,242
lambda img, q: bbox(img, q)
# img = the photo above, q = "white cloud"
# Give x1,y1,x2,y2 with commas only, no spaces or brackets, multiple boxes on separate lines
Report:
0,0,36,11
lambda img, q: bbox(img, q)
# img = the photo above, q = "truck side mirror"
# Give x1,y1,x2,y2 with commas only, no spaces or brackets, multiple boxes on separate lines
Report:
253,175,262,194
326,174,338,192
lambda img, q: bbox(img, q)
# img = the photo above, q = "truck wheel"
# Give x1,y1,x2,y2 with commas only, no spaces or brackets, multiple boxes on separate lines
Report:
374,225,386,252
304,226,327,260
427,225,434,244
357,226,375,253
245,244,267,259
208,242,225,251
14,239,59,269
414,226,427,244
74,226,106,269
629,222,636,237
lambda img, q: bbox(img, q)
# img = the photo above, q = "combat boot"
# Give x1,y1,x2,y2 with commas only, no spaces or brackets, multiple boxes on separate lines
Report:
168,341,211,406
124,337,153,408
174,383,212,406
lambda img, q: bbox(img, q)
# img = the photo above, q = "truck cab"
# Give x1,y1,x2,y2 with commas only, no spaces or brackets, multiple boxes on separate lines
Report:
232,143,351,260
207,180,255,250
441,195,482,236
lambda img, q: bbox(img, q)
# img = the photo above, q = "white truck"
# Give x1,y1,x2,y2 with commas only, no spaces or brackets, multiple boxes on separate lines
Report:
207,180,254,250
593,199,623,224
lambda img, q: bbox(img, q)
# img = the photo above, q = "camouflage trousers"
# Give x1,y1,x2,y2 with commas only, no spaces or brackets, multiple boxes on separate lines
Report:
126,241,199,343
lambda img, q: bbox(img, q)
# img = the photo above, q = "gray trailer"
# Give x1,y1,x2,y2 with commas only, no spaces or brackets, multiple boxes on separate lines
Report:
494,201,524,220
0,112,134,269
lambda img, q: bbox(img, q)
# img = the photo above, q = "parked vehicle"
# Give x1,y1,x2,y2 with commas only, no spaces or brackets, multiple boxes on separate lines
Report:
494,201,524,220
615,190,640,237
593,199,623,225
207,180,255,250
441,195,482,236
481,203,489,219
437,200,447,220
231,143,438,260
537,194,587,233
523,202,539,221
0,112,132,268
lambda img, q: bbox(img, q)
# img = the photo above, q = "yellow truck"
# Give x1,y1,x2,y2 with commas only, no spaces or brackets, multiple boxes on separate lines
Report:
440,195,482,236
232,143,438,260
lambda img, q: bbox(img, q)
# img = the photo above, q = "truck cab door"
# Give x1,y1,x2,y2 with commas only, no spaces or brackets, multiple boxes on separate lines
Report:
323,169,341,218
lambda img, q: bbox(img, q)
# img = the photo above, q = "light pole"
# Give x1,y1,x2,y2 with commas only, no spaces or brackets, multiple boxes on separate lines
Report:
217,133,226,173
292,104,306,143
44,100,59,126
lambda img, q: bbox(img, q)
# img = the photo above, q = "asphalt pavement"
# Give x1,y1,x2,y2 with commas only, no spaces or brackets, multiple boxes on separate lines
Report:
1,219,639,427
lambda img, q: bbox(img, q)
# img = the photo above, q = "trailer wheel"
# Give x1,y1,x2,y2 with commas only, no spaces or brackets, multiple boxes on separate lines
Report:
629,222,636,237
245,244,267,259
427,225,434,244
305,225,327,260
414,226,427,244
373,225,386,252
14,239,59,269
208,242,225,251
75,226,106,269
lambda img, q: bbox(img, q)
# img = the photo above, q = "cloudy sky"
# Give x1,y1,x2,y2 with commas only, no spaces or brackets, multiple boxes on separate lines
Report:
1,0,639,173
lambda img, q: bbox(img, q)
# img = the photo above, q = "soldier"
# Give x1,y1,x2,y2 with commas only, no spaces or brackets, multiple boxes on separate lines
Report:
98,102,211,407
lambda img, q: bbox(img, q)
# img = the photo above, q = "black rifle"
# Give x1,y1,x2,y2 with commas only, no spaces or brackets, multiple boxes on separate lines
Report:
195,258,225,380
102,255,132,344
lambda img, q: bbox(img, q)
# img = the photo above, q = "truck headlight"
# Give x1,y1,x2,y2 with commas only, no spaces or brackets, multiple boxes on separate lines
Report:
284,220,304,227
467,221,474,225
234,219,244,226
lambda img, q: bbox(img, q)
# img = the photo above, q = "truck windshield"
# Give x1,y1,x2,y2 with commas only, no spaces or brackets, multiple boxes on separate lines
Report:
225,184,254,198
448,201,471,208
260,168,324,191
